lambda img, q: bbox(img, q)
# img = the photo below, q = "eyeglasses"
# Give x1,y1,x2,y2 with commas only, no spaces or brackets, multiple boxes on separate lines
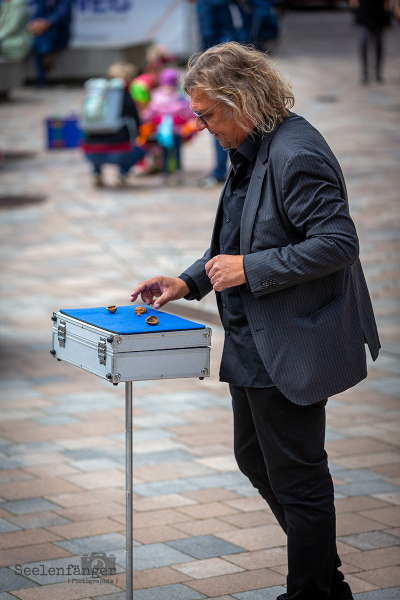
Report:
191,101,220,126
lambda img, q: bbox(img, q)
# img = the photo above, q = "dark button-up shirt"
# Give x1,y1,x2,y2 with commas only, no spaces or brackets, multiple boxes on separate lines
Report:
181,133,274,388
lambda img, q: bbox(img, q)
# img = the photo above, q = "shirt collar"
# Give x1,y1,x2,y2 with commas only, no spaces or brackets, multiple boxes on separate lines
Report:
228,129,263,172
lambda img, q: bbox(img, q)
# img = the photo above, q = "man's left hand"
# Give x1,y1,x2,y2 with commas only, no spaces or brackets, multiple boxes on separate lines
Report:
205,255,245,292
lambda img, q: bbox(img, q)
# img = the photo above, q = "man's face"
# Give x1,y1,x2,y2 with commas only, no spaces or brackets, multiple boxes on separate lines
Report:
190,90,248,150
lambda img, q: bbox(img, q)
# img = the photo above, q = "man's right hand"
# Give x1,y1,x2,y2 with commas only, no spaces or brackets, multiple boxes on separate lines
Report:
131,276,189,309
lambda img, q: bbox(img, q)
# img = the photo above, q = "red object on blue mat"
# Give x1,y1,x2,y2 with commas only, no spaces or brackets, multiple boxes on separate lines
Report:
60,305,205,334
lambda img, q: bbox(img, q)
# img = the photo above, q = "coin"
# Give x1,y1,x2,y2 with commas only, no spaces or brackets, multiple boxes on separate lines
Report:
107,305,117,313
134,306,147,316
146,315,159,325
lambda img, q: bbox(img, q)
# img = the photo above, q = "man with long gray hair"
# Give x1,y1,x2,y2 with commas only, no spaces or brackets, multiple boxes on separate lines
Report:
131,42,380,599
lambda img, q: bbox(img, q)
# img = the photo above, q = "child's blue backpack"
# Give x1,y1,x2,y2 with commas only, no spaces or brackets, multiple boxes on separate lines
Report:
80,78,125,135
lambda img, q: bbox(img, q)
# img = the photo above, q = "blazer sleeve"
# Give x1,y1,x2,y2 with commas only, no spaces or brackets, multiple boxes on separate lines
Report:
180,247,213,300
243,151,360,296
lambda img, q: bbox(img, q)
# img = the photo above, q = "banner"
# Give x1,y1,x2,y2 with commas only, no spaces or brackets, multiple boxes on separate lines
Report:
71,0,199,55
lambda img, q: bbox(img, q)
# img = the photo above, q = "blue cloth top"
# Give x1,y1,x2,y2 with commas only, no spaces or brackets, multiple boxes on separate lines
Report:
60,305,206,335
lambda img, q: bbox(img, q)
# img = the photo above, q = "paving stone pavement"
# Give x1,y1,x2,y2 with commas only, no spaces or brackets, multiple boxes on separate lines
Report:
0,9,399,600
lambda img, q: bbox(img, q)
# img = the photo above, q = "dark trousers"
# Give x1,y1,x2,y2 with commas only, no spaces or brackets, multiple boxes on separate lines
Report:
359,26,384,82
32,29,69,84
230,384,353,600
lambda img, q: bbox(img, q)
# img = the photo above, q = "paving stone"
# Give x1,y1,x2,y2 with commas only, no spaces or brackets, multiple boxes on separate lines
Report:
186,472,251,491
131,450,195,467
335,480,400,497
185,569,286,596
61,447,125,461
113,543,196,570
354,565,400,588
33,416,82,426
132,480,200,497
177,502,238,520
173,557,245,579
166,535,246,559
0,519,21,533
0,529,62,550
68,458,124,472
344,545,400,570
8,512,71,530
1,498,62,515
353,588,400,599
54,533,128,555
333,469,387,483
0,542,73,568
360,506,400,527
339,531,400,550
0,567,37,592
0,593,24,600
127,565,193,590
111,429,174,445
132,415,190,428
325,428,350,442
362,378,400,398
0,442,59,456
6,579,121,599
335,496,391,513
93,594,127,600
217,525,287,552
55,502,125,523
132,525,189,544
134,461,213,483
232,588,287,600
129,584,206,600
63,470,125,491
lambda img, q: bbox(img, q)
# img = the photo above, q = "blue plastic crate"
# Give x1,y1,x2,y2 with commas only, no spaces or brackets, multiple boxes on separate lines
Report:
46,116,82,149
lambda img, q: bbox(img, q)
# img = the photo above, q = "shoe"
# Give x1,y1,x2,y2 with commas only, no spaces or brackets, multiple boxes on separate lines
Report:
170,170,183,186
199,175,225,188
116,174,128,188
93,174,103,188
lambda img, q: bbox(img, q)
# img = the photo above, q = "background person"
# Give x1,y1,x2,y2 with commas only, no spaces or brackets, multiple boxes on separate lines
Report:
27,0,72,85
81,62,143,189
141,67,194,183
131,42,380,599
349,0,391,83
189,0,237,188
0,0,31,61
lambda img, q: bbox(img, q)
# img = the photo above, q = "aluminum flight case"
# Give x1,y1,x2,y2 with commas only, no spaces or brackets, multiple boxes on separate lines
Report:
51,305,211,384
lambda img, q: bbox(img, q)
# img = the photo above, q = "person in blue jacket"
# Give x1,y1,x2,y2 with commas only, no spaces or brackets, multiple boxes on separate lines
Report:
27,0,72,84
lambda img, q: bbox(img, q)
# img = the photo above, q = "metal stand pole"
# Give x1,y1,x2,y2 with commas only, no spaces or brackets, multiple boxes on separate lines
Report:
125,381,133,600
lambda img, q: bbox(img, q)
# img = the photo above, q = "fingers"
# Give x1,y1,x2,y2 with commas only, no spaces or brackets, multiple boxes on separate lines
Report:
131,279,160,304
131,277,189,309
130,281,150,302
153,291,171,310
205,258,214,277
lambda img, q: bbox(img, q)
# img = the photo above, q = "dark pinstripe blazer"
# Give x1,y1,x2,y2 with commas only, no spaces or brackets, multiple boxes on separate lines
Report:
184,113,380,404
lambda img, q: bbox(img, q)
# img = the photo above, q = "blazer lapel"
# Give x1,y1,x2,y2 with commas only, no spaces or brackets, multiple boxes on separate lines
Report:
240,125,280,254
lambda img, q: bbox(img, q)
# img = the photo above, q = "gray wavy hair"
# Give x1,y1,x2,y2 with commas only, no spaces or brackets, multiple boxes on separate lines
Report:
182,42,295,135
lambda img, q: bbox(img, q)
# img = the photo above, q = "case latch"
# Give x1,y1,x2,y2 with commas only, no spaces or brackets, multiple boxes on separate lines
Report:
98,338,107,365
58,321,66,347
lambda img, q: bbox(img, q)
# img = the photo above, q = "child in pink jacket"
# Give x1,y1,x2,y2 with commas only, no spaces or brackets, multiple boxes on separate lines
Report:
142,68,194,181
